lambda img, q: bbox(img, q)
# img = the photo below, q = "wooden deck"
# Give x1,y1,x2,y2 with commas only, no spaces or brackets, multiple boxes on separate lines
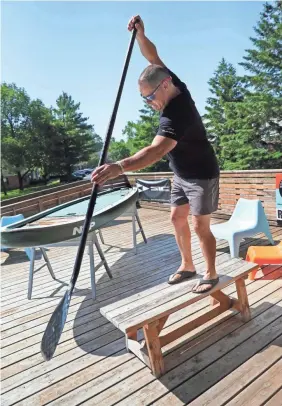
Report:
1,208,282,406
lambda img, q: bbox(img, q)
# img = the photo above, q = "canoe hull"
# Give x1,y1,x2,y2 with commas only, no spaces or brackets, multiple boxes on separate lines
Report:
1,188,138,248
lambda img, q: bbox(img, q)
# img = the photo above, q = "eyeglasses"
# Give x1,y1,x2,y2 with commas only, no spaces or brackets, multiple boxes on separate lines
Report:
141,77,170,102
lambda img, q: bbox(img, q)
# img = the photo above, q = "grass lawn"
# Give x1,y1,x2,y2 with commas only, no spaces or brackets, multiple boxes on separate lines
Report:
1,180,60,201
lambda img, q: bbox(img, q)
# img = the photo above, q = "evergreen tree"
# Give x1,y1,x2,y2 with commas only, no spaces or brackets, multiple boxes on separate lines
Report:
203,59,246,168
239,1,282,144
27,99,58,182
53,92,94,179
225,1,282,169
204,2,282,170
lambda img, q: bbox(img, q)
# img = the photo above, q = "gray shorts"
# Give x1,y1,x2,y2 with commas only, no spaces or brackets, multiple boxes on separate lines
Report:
171,175,219,215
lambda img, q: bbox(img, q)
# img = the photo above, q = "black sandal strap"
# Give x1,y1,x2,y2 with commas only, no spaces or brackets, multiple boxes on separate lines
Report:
168,270,196,285
192,277,219,293
173,270,196,277
197,277,219,286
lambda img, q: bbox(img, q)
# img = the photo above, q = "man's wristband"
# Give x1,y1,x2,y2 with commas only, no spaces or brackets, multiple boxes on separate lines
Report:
116,160,125,174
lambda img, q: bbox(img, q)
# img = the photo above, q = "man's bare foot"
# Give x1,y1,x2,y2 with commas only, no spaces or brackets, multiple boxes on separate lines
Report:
168,264,196,284
192,271,219,293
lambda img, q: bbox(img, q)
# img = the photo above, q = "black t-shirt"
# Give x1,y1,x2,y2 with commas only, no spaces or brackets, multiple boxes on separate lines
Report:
157,69,219,179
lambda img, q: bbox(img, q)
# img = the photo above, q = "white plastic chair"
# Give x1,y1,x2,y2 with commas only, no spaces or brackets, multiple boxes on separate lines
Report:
210,198,274,258
1,214,32,260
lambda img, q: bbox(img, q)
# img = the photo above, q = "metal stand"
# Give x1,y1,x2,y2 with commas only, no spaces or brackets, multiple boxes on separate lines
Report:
97,207,147,254
28,247,56,300
27,232,111,300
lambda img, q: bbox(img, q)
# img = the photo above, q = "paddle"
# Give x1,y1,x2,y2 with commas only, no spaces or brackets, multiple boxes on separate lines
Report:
41,21,139,361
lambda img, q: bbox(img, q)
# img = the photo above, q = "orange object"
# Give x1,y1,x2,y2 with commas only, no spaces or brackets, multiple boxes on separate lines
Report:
246,242,282,280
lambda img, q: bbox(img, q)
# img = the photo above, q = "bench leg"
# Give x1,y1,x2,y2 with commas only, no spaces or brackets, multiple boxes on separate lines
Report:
126,330,151,369
156,316,168,334
235,278,251,322
210,297,218,307
138,315,169,351
125,331,137,351
210,290,232,308
143,321,165,378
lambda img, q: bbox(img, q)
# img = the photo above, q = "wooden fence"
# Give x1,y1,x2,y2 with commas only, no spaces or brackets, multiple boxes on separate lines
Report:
1,180,88,206
127,170,281,225
1,170,281,225
0,175,130,218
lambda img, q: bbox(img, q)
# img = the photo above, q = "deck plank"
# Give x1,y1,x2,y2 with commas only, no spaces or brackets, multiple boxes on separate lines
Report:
79,310,282,406
228,359,282,406
5,279,280,406
264,389,282,406
188,335,282,406
1,208,281,406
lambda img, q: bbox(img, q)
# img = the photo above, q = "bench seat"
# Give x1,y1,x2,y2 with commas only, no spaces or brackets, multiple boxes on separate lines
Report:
100,256,259,377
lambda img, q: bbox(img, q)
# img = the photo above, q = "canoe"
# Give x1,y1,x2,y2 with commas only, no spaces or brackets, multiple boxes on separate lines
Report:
1,187,138,248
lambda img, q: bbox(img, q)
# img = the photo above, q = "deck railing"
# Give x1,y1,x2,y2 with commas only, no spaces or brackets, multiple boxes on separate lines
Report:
1,170,281,225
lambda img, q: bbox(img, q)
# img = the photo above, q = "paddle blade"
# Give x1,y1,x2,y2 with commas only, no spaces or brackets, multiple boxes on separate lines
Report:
41,290,71,360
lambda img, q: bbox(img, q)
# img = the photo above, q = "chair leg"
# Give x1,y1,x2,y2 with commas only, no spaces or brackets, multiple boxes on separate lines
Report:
28,248,36,300
24,247,33,261
229,236,240,258
264,228,275,245
88,239,96,300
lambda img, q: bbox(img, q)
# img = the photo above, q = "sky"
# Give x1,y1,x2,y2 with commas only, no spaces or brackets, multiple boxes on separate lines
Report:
2,1,264,141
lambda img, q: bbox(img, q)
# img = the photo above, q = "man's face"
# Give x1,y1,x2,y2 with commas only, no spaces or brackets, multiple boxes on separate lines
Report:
139,78,170,111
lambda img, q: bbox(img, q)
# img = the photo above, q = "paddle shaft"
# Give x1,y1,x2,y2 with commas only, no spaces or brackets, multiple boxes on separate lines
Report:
41,23,139,361
69,23,139,293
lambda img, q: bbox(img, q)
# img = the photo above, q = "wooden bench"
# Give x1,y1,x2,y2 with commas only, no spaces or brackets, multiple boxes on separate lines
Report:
100,256,259,378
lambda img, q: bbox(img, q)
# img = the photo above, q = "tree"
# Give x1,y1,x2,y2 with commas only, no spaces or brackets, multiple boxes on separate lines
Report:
239,1,282,143
122,102,170,172
221,94,281,169
77,130,103,169
224,1,282,169
241,2,282,96
27,99,58,183
109,138,131,162
204,1,282,170
91,131,103,153
203,58,246,168
1,171,7,195
52,92,95,179
1,83,33,190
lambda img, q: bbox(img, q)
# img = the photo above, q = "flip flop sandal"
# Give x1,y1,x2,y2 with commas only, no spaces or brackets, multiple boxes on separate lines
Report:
192,277,219,293
168,270,197,285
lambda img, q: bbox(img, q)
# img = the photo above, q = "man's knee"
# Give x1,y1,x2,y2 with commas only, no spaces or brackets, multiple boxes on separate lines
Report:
171,214,186,228
192,215,211,237
170,205,189,228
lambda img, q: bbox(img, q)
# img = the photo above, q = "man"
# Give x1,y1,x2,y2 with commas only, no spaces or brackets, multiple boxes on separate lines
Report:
91,15,220,293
